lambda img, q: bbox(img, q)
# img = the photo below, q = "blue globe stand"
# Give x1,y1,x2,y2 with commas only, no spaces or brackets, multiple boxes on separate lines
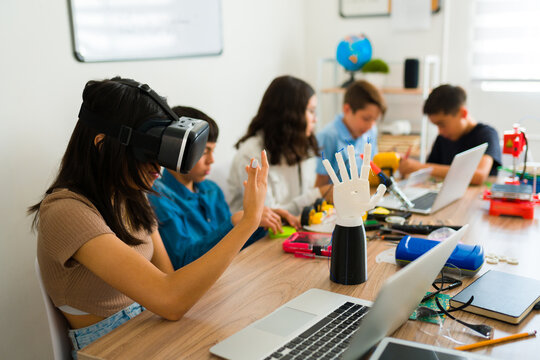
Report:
341,71,357,88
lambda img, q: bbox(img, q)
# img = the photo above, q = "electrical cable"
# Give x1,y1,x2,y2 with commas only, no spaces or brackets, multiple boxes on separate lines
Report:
520,132,528,181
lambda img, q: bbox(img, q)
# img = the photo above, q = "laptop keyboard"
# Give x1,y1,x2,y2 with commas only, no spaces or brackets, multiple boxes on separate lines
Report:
411,192,438,210
264,302,369,360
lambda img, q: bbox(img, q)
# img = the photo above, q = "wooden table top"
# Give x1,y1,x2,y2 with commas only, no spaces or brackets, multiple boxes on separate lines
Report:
79,184,540,360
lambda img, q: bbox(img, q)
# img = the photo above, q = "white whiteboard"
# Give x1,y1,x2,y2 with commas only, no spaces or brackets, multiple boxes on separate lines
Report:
68,0,223,62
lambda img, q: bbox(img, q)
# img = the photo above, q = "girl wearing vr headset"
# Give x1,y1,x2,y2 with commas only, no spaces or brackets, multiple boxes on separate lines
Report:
228,75,332,228
29,77,269,357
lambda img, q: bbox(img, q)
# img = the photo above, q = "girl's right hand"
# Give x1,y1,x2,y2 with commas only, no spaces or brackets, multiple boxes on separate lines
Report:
271,208,301,230
242,150,269,227
259,207,283,234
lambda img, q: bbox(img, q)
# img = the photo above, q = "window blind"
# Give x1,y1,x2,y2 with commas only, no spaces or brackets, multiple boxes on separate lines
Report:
472,0,540,81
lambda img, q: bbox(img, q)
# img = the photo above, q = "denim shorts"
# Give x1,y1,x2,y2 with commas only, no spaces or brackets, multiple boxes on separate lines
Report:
68,302,144,359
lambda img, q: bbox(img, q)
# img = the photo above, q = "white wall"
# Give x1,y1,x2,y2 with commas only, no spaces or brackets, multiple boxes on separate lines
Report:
0,0,306,358
444,0,540,162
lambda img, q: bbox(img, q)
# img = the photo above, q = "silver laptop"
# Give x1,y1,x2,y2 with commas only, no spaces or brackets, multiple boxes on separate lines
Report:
210,226,469,360
377,143,488,214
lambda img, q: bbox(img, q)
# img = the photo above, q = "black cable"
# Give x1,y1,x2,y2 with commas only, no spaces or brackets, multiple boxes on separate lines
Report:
520,132,528,181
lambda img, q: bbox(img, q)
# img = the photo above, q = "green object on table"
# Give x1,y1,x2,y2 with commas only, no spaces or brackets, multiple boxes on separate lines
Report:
269,226,296,239
499,166,540,180
409,293,451,324
364,219,379,226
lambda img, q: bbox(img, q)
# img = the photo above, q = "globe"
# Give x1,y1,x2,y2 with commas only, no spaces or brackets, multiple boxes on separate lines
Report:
336,34,372,87
336,34,372,71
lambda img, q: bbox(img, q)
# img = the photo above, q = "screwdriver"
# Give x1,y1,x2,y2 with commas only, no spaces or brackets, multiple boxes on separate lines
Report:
361,155,414,209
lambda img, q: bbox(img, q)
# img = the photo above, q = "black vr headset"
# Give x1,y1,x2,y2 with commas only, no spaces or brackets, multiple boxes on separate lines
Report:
78,79,209,174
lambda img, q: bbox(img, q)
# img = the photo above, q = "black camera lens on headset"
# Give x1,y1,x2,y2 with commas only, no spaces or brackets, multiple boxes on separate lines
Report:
78,79,209,174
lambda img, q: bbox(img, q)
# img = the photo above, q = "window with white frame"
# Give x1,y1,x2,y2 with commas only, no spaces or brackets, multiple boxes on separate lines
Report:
472,0,540,83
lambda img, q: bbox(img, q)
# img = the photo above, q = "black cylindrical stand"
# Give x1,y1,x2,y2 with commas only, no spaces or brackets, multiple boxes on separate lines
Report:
330,224,368,285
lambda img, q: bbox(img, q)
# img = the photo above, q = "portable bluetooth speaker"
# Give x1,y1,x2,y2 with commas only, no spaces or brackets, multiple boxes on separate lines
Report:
404,58,419,89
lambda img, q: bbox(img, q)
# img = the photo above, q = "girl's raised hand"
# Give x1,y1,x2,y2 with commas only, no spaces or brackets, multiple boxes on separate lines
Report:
242,150,269,226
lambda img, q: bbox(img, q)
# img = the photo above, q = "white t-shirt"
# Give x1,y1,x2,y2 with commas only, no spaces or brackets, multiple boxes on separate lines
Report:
227,134,321,215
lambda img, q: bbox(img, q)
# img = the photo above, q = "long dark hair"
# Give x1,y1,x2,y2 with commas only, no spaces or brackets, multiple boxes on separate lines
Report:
29,77,168,245
235,75,319,166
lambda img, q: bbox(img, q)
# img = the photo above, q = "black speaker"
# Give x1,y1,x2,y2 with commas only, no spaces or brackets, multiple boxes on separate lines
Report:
404,58,419,89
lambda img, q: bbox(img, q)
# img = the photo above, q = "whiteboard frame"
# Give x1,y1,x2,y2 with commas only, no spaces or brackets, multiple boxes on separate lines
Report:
339,0,441,18
67,0,223,63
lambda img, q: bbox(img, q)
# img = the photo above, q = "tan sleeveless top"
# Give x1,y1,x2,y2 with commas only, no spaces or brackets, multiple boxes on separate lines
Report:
37,189,154,317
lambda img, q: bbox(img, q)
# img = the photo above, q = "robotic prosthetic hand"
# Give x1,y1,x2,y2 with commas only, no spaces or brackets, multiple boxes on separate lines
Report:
323,144,386,284
323,143,386,226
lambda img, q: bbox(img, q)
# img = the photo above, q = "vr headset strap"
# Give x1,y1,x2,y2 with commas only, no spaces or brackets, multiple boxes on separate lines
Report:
78,104,161,153
113,79,180,122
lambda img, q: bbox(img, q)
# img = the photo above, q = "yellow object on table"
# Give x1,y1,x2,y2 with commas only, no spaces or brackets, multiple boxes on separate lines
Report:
369,152,401,185
371,207,390,215
307,200,334,225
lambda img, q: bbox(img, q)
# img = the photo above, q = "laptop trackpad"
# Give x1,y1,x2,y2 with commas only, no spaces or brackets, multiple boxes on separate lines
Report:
254,307,317,337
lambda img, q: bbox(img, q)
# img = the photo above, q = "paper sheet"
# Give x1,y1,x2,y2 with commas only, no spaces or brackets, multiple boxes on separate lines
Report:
391,0,431,31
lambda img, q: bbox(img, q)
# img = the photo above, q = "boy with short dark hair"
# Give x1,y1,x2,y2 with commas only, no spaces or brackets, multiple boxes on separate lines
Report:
148,106,278,269
315,80,387,186
399,84,501,185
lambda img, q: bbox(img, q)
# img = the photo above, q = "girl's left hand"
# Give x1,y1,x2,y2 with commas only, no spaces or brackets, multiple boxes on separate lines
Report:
241,150,269,227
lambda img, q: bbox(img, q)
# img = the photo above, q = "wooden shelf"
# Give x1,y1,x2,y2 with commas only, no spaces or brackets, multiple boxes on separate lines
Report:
378,134,421,158
321,87,423,95
382,87,424,95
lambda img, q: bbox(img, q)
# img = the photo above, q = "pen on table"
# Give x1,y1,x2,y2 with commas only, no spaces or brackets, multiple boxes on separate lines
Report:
404,145,413,160
380,235,403,241
294,252,329,260
454,330,537,351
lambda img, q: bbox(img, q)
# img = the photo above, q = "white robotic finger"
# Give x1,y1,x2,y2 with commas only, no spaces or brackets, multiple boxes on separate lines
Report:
347,145,359,180
360,143,372,180
336,151,350,182
369,184,387,208
323,159,341,185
